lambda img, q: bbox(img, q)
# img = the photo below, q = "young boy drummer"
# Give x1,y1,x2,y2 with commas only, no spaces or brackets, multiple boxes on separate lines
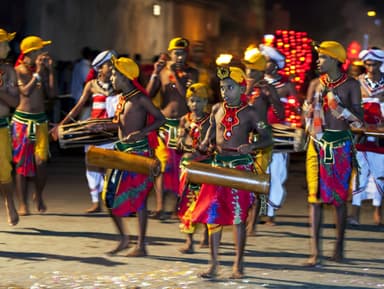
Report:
191,66,273,279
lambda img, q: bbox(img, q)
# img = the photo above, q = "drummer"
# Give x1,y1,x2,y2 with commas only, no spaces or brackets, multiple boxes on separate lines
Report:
191,66,272,279
12,35,54,216
259,44,300,225
146,37,199,220
0,28,19,225
349,47,384,226
89,56,165,257
51,50,118,213
176,83,211,253
242,46,285,235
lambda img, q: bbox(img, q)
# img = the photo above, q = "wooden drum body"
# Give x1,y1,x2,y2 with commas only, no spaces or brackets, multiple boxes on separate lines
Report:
184,161,270,194
58,119,117,149
271,123,307,152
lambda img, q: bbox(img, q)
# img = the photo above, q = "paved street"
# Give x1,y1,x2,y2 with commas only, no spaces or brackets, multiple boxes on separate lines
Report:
0,147,383,289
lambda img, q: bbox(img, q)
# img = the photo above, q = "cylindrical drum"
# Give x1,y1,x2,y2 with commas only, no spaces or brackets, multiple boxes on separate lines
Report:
185,161,270,194
86,146,161,176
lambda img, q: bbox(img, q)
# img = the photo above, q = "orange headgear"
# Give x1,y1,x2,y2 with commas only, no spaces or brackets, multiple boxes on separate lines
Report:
0,29,16,43
20,35,52,54
168,37,189,51
243,47,266,71
111,56,140,80
315,41,346,63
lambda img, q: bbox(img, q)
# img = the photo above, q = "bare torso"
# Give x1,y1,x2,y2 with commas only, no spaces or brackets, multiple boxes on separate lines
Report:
0,62,18,116
15,64,49,113
158,64,198,118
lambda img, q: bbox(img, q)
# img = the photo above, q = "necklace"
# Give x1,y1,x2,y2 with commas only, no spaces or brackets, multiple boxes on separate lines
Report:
320,73,348,89
220,103,247,140
187,112,209,148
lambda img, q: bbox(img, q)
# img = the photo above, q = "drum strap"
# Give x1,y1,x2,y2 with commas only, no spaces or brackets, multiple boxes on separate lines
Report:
112,89,141,123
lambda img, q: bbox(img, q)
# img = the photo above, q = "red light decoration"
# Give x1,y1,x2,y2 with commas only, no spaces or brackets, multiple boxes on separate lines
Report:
263,30,313,127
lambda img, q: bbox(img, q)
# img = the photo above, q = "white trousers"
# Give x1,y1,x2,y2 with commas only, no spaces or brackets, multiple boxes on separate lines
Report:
84,142,115,203
352,151,384,207
267,152,289,217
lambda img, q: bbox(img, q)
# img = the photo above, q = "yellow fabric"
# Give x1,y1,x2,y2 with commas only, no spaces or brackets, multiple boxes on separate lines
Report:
168,37,189,51
111,56,139,80
207,224,223,235
186,83,209,99
35,122,49,162
0,29,15,43
306,138,321,204
243,47,267,71
217,66,246,84
154,136,168,172
316,41,346,63
20,36,51,54
0,127,12,183
254,145,273,175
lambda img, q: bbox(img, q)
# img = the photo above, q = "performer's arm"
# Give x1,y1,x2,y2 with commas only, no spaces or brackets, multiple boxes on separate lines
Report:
146,59,166,98
199,104,218,152
264,83,285,120
60,81,92,125
0,66,19,107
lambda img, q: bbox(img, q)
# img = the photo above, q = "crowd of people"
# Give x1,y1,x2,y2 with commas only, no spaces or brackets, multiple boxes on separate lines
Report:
0,27,383,279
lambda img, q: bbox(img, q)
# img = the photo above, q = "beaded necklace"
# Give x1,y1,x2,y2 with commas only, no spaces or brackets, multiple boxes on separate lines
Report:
186,112,209,148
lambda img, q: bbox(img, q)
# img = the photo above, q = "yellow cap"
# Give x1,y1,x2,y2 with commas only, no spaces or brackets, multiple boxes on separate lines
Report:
112,56,139,80
217,66,246,85
20,35,52,54
315,41,346,63
0,29,16,43
186,83,209,99
168,37,189,51
243,47,266,71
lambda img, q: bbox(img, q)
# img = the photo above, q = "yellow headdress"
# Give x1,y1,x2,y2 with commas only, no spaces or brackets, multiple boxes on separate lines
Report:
168,37,189,51
217,66,246,85
315,41,346,63
243,47,266,71
112,56,139,80
20,36,51,54
0,29,16,43
186,83,209,99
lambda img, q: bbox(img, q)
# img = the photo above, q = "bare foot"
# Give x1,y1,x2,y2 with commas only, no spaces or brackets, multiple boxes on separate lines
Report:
303,255,321,267
265,217,276,226
229,270,244,279
18,205,30,216
5,202,19,226
85,203,101,213
37,201,47,214
178,245,194,254
247,229,257,237
126,246,147,257
106,238,130,256
198,265,218,279
327,254,344,263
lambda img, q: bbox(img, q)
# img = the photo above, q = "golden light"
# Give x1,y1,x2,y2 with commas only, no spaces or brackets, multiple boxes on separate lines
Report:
216,54,233,66
367,10,376,17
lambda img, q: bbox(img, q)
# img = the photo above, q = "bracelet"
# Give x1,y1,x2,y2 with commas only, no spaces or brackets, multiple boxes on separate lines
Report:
150,73,159,80
33,73,42,82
